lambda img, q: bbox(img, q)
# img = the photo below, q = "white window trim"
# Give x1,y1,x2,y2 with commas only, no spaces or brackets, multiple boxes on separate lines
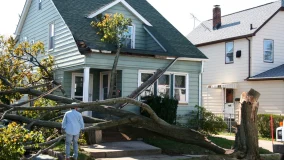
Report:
126,25,135,49
263,39,274,63
225,41,234,64
138,70,189,104
48,22,55,51
71,73,93,100
87,0,152,26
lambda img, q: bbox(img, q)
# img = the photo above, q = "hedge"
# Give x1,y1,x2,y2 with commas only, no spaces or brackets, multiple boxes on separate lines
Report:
258,114,284,138
140,96,178,124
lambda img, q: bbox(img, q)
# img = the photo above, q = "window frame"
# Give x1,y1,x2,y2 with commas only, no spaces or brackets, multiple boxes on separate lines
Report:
263,39,274,63
225,41,234,64
48,22,55,51
138,70,189,104
123,25,135,49
38,0,42,10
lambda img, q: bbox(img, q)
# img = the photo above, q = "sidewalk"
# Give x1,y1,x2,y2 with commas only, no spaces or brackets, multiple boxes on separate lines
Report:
215,135,277,152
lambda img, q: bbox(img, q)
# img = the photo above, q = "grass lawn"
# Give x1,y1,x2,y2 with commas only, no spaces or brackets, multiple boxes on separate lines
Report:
53,141,95,160
144,136,272,155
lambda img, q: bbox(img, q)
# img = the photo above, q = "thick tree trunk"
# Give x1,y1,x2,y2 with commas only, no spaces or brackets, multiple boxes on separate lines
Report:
236,89,261,160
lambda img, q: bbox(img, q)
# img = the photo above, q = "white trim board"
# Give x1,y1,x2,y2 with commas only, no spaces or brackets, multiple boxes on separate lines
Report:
15,0,32,38
87,0,152,26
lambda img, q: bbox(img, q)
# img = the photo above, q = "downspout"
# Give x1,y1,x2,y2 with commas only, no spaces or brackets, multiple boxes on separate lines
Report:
198,61,204,106
246,37,251,79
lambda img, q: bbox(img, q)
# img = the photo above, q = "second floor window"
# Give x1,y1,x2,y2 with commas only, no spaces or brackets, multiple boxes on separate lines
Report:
38,0,42,10
264,39,274,63
49,23,55,50
123,26,135,49
225,42,234,64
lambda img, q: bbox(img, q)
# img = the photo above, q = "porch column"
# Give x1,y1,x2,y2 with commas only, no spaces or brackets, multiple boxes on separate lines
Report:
83,67,91,116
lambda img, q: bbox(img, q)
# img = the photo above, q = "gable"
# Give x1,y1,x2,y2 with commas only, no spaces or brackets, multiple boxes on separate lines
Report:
87,0,152,26
51,0,207,59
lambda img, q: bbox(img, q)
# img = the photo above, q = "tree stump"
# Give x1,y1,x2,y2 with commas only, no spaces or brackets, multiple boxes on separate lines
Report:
235,88,260,160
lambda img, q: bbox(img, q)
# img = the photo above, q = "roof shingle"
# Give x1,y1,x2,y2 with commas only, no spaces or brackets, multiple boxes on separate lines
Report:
187,1,281,45
52,0,207,59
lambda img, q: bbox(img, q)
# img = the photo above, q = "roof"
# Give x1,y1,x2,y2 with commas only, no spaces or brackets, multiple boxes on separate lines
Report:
49,0,207,59
187,1,282,46
248,64,284,80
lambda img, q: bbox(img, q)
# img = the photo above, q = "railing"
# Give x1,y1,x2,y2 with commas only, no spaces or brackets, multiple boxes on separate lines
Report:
213,113,239,133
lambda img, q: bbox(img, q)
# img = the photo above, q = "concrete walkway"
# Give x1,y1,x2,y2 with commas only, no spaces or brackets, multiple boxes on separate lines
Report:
215,135,279,152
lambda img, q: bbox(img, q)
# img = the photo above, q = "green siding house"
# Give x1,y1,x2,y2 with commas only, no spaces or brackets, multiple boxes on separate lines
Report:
15,0,207,122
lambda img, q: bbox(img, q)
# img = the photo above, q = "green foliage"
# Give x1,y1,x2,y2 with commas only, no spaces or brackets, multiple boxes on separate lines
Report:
0,122,44,159
91,13,132,47
0,36,55,104
141,96,178,124
189,105,227,135
258,114,284,138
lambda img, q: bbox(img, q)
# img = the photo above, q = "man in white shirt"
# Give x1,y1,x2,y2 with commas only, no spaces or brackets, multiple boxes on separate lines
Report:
62,102,84,160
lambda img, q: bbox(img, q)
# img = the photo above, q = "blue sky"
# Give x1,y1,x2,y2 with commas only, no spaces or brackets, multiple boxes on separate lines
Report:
0,0,277,36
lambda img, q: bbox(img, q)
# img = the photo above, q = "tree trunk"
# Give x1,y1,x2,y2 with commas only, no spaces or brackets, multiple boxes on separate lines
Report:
108,47,121,99
236,89,261,160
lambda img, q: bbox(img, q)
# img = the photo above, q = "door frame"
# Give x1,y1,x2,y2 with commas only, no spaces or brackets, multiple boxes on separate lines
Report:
99,71,111,100
71,72,94,101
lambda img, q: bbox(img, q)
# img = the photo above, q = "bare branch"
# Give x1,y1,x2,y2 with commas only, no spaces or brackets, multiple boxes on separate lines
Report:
12,85,62,107
0,74,13,88
24,136,63,160
0,108,14,121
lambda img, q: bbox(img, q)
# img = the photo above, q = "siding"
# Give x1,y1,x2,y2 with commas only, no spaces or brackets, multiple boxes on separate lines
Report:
199,38,249,85
235,81,284,114
18,0,84,68
251,11,284,76
85,53,201,117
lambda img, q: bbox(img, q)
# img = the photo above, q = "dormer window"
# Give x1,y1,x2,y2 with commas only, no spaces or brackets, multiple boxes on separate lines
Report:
38,0,42,10
263,39,274,63
225,41,234,64
49,23,55,50
123,26,135,49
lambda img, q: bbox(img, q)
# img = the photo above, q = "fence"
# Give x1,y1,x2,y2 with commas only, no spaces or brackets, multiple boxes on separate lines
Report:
213,112,239,133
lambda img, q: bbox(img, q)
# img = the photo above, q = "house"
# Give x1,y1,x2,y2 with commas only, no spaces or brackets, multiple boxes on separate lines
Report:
15,0,207,122
187,0,284,117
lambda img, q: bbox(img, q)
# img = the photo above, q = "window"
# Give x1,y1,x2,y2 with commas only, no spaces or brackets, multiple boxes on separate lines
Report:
157,74,170,97
139,71,188,103
49,23,55,50
174,75,187,103
225,42,234,64
140,73,154,100
263,39,273,62
123,26,135,49
38,0,42,10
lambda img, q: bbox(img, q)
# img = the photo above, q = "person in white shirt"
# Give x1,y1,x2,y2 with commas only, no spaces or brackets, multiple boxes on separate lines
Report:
62,102,84,160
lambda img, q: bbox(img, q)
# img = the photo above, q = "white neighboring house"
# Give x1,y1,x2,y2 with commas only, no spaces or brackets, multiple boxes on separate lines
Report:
187,1,284,118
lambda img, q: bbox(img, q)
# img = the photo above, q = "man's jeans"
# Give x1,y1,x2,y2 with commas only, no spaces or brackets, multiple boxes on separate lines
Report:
65,133,80,159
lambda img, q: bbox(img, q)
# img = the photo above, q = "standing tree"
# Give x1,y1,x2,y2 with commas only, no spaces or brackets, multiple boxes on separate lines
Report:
91,13,132,98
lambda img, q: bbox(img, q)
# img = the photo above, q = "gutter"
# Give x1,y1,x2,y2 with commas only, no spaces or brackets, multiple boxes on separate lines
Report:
247,77,284,81
245,37,251,80
198,61,204,106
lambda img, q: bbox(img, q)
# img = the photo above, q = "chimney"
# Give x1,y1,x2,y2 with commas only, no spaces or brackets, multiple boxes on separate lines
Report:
213,5,221,30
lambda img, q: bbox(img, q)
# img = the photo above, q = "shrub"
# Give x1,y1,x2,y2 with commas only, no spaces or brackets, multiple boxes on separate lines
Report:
141,96,178,124
258,114,284,138
0,122,44,159
188,105,227,135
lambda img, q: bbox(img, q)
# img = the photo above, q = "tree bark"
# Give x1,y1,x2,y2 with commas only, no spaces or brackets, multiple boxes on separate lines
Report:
108,47,121,99
236,89,261,160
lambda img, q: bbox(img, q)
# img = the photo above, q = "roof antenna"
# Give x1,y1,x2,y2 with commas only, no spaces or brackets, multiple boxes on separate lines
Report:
190,13,211,32
250,24,256,30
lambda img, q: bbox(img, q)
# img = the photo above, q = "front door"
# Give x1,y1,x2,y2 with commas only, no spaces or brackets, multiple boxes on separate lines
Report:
224,88,234,118
100,71,111,100
71,73,93,101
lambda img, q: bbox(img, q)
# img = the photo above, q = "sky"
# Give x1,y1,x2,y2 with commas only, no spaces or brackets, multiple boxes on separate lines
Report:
0,0,277,37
